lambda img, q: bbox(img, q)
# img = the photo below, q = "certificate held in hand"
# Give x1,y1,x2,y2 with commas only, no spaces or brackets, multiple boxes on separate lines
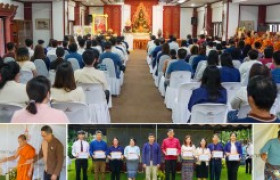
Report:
127,153,139,160
229,154,239,161
199,154,210,162
78,152,89,159
94,151,106,159
182,151,193,158
111,152,122,159
213,151,223,158
166,148,177,156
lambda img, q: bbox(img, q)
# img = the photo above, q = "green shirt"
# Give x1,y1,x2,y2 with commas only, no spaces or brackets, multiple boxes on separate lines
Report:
260,138,280,165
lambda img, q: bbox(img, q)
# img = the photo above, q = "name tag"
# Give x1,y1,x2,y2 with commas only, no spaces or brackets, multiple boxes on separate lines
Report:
199,154,210,162
111,152,122,159
166,148,177,156
127,153,139,160
229,154,239,161
213,151,223,158
78,152,89,159
94,151,106,159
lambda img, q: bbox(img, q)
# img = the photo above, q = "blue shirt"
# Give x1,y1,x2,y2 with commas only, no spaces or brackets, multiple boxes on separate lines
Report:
260,138,280,165
191,55,207,73
271,68,280,83
166,60,192,75
89,140,107,159
219,66,240,82
208,143,224,161
106,146,124,158
65,52,84,68
152,46,162,59
99,51,123,79
188,86,227,111
231,116,280,123
224,141,243,160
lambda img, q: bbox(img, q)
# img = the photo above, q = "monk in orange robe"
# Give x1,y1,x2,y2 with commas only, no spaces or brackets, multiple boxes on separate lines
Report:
273,35,280,51
0,134,35,180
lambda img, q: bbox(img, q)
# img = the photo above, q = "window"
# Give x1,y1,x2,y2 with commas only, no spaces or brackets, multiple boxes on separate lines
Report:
267,23,280,32
213,22,223,38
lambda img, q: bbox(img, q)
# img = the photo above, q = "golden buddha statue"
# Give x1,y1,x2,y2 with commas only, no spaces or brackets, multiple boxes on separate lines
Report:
132,8,150,33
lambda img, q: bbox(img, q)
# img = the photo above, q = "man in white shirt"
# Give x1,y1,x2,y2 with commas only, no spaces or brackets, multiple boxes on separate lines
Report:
78,39,86,55
25,39,34,57
168,36,179,53
47,39,58,57
147,35,156,51
72,130,90,180
116,37,128,63
239,49,262,85
110,38,125,63
245,140,253,174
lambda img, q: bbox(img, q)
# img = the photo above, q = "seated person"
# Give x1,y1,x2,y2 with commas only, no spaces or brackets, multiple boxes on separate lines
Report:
163,49,177,75
50,47,65,70
191,48,207,73
188,66,227,111
110,37,125,63
11,76,69,123
75,50,110,102
0,62,28,106
231,76,280,123
219,53,240,82
231,47,242,61
168,36,179,53
231,64,271,110
46,39,58,57
3,42,16,59
65,43,84,68
31,45,50,70
271,50,280,83
16,47,37,77
51,62,85,103
99,42,125,79
37,39,48,55
77,39,86,55
260,47,273,65
165,49,192,85
25,39,34,57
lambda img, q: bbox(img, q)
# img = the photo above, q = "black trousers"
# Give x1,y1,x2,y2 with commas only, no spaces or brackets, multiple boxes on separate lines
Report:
44,171,60,180
226,160,240,180
75,159,88,180
165,160,177,180
245,157,252,174
210,159,222,180
109,160,123,180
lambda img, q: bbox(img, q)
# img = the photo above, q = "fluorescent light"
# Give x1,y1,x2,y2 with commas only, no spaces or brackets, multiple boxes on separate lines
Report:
178,0,187,3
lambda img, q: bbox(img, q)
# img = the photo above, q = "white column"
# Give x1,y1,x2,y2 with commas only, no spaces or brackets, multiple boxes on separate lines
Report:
52,0,64,41
121,4,131,33
152,5,163,36
180,8,193,39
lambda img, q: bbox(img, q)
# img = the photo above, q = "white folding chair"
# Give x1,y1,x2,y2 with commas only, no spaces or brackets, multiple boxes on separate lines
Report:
232,60,241,69
34,59,49,77
51,101,90,123
49,70,56,85
48,54,57,62
19,70,33,84
190,103,228,123
3,57,15,63
194,60,207,80
101,58,121,96
78,83,111,123
68,58,80,71
165,71,191,109
156,55,170,87
0,103,23,123
172,82,201,123
222,82,241,109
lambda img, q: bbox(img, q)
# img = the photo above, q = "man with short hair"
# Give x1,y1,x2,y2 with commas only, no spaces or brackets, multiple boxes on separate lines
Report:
72,130,89,180
47,39,59,57
233,76,280,123
271,50,280,83
78,39,86,55
161,129,181,180
142,133,161,180
38,39,48,55
3,42,16,59
110,38,125,63
168,36,179,53
25,39,34,57
33,125,64,180
89,130,107,180
260,130,280,179
65,43,84,68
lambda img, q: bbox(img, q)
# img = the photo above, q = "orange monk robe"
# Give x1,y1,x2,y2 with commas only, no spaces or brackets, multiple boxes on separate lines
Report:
274,41,280,51
262,39,273,51
245,37,252,45
17,144,36,180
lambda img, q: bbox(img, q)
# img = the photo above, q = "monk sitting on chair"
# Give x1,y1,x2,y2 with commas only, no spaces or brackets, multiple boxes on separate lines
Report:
0,134,36,180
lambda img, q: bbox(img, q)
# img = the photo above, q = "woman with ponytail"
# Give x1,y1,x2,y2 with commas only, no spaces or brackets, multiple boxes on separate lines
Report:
11,76,69,123
0,61,28,105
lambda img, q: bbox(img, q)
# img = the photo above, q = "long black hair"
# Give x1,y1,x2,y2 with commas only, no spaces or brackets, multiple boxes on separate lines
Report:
26,76,51,114
201,66,224,101
0,62,20,89
207,50,219,66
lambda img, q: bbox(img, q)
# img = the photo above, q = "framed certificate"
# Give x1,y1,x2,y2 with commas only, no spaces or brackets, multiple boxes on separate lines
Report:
213,151,223,158
78,152,89,159
182,151,193,157
229,154,239,161
166,148,177,156
94,151,106,159
127,153,139,160
111,152,122,159
199,154,210,162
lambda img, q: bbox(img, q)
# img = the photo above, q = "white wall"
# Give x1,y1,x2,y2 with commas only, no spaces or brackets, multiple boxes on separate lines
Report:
212,1,223,22
240,6,258,31
197,6,205,35
89,7,104,15
121,5,131,33
152,5,163,36
180,8,193,38
32,3,51,45
266,5,280,22
227,3,239,39
52,1,64,41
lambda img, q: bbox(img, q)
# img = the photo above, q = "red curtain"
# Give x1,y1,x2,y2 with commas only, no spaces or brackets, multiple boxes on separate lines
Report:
104,5,121,36
163,6,181,39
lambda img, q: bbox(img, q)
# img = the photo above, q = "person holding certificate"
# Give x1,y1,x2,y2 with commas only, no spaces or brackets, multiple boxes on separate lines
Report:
89,130,107,180
124,138,140,180
107,137,124,180
208,134,224,180
181,135,196,180
195,138,211,180
161,129,181,180
142,133,161,180
224,132,243,180
72,130,89,180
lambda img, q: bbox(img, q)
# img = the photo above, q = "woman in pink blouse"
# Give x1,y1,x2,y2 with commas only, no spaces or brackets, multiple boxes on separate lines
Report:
11,76,69,123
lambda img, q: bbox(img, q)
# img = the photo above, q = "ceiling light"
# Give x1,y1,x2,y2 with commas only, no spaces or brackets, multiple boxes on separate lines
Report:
178,0,187,3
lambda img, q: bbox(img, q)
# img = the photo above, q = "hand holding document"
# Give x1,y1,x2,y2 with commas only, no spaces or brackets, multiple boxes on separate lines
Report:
166,148,177,156
212,151,223,158
94,151,106,159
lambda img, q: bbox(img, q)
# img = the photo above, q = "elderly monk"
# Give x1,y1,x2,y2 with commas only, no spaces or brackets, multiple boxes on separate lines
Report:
0,134,35,180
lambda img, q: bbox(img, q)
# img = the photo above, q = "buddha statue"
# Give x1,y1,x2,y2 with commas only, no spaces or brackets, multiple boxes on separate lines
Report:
132,8,150,33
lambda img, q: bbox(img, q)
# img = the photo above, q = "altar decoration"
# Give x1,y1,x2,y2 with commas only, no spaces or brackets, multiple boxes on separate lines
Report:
92,14,108,35
132,3,151,33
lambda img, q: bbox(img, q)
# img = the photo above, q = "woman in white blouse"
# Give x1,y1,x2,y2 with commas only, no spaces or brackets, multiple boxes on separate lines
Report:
196,138,211,180
16,47,37,77
51,62,85,103
124,138,140,180
181,135,196,180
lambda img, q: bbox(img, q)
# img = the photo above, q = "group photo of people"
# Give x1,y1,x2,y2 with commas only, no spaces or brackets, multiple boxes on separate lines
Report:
67,124,252,180
0,124,66,180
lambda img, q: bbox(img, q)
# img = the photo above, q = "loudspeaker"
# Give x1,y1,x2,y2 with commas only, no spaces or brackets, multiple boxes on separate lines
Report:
191,17,197,25
88,15,92,23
